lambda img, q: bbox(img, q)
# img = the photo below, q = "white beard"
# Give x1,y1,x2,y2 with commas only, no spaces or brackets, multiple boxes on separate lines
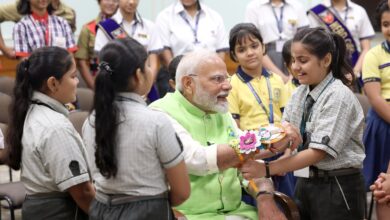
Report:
193,83,229,113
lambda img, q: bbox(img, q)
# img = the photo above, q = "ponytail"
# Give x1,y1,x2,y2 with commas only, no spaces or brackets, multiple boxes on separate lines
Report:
93,38,147,179
5,47,73,170
6,59,33,170
94,63,118,178
330,33,354,87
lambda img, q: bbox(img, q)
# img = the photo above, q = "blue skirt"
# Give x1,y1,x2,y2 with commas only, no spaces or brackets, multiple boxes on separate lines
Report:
363,108,390,190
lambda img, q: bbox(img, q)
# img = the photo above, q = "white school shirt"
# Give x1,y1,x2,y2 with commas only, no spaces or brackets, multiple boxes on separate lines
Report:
94,11,163,53
245,0,309,44
308,0,375,51
155,1,229,57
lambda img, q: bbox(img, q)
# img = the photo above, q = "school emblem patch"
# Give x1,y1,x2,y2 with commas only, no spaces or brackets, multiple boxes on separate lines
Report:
273,88,281,102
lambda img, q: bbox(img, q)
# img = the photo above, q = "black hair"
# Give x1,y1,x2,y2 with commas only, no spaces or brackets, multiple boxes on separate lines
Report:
376,0,390,29
168,55,184,81
17,0,55,15
282,39,293,67
94,37,147,179
6,47,73,170
292,27,354,86
229,23,264,62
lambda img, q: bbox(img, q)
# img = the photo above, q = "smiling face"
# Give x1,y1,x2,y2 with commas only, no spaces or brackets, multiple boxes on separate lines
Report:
100,0,118,17
189,57,232,113
291,42,330,87
381,11,390,42
119,0,138,15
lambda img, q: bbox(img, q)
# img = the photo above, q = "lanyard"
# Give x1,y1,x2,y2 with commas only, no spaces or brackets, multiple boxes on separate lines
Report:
179,11,201,44
271,4,284,36
330,4,349,22
131,22,138,37
298,78,335,150
246,76,274,124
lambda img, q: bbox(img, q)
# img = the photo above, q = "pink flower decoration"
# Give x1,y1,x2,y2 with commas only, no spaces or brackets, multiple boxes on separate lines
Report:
239,131,258,154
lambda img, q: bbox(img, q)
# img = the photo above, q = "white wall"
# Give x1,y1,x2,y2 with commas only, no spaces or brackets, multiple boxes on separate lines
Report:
0,0,322,42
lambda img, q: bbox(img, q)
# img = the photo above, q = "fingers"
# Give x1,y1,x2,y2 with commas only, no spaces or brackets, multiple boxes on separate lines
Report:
282,121,302,151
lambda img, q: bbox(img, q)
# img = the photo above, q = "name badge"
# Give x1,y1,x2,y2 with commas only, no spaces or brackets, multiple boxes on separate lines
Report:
276,40,285,53
294,166,309,178
53,36,66,48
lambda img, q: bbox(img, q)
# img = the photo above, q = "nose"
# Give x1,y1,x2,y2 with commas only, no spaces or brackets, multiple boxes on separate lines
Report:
221,80,232,91
291,61,300,73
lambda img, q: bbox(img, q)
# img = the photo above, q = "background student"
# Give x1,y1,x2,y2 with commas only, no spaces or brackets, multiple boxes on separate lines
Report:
361,1,390,219
6,46,95,219
83,38,190,220
241,27,366,220
282,39,300,97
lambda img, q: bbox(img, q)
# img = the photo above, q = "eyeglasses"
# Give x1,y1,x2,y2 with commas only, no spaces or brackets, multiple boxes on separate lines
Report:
189,74,231,85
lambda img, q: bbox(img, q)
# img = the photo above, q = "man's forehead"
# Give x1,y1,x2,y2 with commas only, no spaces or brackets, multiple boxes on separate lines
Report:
198,57,227,76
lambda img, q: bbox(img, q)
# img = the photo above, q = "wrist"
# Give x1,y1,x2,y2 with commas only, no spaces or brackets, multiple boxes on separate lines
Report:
264,161,271,178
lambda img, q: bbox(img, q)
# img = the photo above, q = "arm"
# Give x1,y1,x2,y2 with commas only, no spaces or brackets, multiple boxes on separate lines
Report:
77,59,95,89
147,53,159,82
165,160,190,206
68,181,95,213
241,148,327,180
160,48,173,67
263,55,289,83
364,82,390,123
353,39,371,76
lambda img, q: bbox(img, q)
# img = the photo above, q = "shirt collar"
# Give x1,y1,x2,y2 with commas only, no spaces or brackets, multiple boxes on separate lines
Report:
305,73,335,101
31,91,69,117
112,10,142,26
236,66,270,83
173,90,207,117
117,92,147,106
31,11,49,22
324,0,352,9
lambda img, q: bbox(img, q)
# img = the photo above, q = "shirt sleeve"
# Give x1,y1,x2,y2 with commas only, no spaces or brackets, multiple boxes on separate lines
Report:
75,25,90,60
155,113,184,169
214,14,229,52
0,2,21,23
13,22,30,57
162,112,219,176
155,10,171,48
308,91,354,159
244,1,259,29
362,48,381,83
61,18,77,52
146,21,163,53
94,29,109,53
357,7,375,40
40,125,90,191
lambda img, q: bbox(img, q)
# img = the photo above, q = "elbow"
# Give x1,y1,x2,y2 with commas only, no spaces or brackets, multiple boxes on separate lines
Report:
171,189,190,206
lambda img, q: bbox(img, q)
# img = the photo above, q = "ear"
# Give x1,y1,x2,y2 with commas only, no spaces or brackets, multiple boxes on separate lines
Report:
129,68,143,89
323,52,332,68
46,76,59,93
182,75,193,95
168,79,176,91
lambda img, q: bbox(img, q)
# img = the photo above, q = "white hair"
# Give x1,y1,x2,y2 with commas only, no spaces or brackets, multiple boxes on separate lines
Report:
175,49,219,91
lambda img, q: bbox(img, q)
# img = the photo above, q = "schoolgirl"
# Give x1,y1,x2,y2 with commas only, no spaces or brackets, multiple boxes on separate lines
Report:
6,47,95,219
83,37,190,220
241,27,366,220
362,1,390,219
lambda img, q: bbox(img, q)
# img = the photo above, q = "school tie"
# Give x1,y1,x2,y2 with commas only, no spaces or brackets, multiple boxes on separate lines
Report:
300,94,315,151
303,95,315,124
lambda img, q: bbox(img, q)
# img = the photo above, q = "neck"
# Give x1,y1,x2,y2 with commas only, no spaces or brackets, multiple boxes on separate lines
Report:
271,0,283,6
121,10,135,22
241,66,262,78
332,0,346,9
184,3,199,17
32,8,47,16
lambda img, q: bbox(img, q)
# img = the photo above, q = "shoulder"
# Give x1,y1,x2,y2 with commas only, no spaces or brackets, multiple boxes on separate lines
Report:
140,18,156,29
246,0,266,8
348,1,366,13
269,72,285,85
200,3,223,20
157,4,174,18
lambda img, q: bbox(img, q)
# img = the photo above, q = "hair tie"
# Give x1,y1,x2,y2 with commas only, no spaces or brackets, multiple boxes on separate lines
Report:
99,61,114,75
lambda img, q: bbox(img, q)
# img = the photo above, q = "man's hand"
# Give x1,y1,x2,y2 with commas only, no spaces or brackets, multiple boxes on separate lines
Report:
1,47,16,59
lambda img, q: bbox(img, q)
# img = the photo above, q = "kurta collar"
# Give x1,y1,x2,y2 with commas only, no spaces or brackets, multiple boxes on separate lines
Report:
173,90,208,117
236,66,270,83
31,91,69,117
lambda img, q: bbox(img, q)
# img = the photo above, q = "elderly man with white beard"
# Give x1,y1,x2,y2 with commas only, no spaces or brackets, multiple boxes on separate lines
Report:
150,49,301,220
